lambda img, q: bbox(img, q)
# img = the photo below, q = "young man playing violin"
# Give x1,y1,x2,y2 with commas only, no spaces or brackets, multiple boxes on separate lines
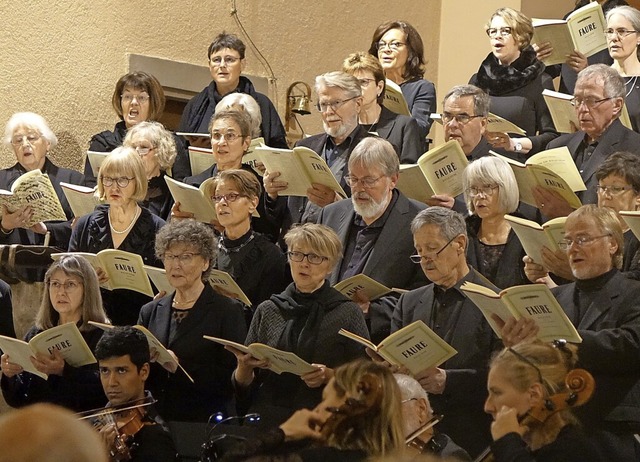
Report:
94,326,177,461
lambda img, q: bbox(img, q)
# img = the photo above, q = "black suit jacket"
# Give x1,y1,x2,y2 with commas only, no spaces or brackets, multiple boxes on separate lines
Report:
547,119,640,205
318,192,427,342
138,284,247,422
391,267,499,457
551,270,640,429
374,106,424,163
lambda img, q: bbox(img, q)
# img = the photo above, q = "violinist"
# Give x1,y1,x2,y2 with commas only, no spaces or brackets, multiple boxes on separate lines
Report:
94,326,177,462
483,342,601,462
394,374,470,461
221,359,405,461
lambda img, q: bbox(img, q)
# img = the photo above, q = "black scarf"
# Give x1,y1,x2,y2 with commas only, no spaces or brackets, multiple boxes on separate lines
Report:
270,280,348,362
474,46,545,96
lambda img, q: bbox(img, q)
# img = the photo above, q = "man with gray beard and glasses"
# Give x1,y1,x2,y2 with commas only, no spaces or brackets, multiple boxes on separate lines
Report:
318,137,427,343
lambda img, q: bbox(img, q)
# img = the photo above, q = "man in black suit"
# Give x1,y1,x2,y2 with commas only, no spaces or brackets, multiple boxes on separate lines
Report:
388,206,498,457
539,64,640,219
264,71,368,237
503,205,640,460
317,137,426,343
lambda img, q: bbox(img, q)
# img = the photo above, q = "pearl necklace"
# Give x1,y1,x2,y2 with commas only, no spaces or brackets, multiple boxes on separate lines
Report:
109,206,141,235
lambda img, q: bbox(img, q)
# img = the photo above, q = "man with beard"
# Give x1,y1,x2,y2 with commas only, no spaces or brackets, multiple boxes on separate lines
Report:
264,72,369,239
317,137,427,343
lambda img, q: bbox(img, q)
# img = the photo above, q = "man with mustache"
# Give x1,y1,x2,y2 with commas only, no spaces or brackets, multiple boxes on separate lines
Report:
387,206,499,457
264,72,369,239
538,64,640,219
317,137,426,344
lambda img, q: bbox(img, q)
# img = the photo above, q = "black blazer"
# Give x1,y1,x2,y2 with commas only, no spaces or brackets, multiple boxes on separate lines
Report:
318,192,428,343
551,270,640,429
547,119,640,206
138,284,247,422
391,267,499,458
400,77,437,139
373,106,424,163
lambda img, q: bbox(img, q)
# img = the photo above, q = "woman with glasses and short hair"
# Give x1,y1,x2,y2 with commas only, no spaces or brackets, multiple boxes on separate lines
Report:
1,255,108,412
368,20,436,142
0,112,84,248
463,156,530,288
85,71,190,186
204,169,289,326
470,7,558,159
179,32,287,149
69,147,165,326
228,223,369,428
342,51,424,163
138,220,247,422
122,121,177,220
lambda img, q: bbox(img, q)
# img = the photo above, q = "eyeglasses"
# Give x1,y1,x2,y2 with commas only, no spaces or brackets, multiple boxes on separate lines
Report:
377,40,405,51
134,146,154,156
48,280,82,292
604,28,638,38
357,78,377,87
163,252,197,264
316,96,358,113
344,175,384,189
101,176,135,188
596,185,635,195
466,185,499,197
210,55,240,66
11,134,41,146
211,192,247,203
410,235,459,263
441,113,484,125
211,132,243,143
121,94,149,104
557,234,611,250
570,97,612,109
287,251,328,265
486,27,512,38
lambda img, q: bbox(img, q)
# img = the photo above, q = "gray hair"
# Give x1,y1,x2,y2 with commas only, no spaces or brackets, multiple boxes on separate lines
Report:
315,71,362,99
348,137,400,177
154,220,217,281
443,85,490,117
577,64,626,99
394,373,429,403
215,93,262,138
411,207,467,240
606,6,640,35
463,156,519,214
123,121,177,171
4,112,58,148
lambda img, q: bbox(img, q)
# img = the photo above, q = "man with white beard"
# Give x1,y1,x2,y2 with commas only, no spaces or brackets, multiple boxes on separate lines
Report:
264,72,369,238
318,137,427,343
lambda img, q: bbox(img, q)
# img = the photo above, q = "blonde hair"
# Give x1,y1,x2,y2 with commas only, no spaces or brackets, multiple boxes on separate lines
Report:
284,223,343,268
566,204,624,269
96,146,148,202
123,121,177,171
488,7,534,50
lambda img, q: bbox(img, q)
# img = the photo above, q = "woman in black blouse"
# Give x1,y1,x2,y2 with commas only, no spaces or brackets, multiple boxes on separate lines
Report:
463,156,529,289
123,121,177,220
0,255,108,412
206,169,289,325
69,147,165,325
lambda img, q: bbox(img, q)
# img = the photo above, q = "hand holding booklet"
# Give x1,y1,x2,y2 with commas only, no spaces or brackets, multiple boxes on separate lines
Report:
460,282,582,343
339,320,457,375
203,336,319,376
0,323,96,380
504,215,566,265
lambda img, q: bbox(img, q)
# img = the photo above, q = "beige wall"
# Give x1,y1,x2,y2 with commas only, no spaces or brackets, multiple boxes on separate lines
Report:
0,1,439,170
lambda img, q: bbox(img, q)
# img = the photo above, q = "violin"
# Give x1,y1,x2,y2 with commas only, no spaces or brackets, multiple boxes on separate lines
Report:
474,369,595,462
79,398,155,461
405,414,444,456
319,373,383,441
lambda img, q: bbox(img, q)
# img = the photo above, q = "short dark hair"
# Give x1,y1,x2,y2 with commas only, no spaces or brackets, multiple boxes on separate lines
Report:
112,71,165,121
95,326,149,371
596,151,640,191
208,32,246,59
368,20,426,81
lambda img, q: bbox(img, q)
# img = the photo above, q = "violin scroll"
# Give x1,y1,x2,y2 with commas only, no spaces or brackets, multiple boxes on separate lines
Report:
527,368,595,423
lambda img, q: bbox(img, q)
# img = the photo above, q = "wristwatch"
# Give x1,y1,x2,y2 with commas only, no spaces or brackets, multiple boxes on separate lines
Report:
514,141,523,153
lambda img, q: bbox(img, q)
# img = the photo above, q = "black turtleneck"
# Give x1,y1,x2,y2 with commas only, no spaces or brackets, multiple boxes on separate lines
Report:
574,268,617,322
